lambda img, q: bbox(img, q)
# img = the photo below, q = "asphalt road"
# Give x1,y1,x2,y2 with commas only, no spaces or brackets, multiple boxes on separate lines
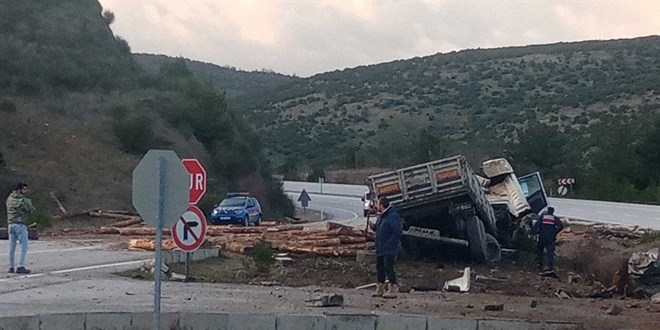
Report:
283,181,660,230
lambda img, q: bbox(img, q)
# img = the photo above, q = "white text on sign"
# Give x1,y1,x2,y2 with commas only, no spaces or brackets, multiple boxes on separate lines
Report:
190,173,204,191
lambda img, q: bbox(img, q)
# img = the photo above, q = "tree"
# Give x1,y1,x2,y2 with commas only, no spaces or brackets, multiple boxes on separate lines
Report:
102,10,115,25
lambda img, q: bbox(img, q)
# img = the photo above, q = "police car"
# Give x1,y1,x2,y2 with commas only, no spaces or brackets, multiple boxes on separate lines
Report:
209,193,263,226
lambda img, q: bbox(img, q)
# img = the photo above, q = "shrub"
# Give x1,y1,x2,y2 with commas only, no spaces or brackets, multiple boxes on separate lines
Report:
112,110,157,155
252,238,275,273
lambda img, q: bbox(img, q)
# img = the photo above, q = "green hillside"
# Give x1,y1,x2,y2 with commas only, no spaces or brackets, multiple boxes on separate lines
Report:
0,0,293,224
231,37,660,203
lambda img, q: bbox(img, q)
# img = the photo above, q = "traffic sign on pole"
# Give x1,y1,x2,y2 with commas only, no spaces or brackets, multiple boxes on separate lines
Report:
132,150,190,228
172,206,208,252
558,185,568,196
182,158,207,205
298,189,311,210
131,149,189,330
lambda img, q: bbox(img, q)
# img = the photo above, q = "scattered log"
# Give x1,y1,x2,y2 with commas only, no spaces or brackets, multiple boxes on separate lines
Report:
117,227,171,236
49,192,68,215
89,211,135,219
110,217,142,228
128,238,177,251
97,227,120,235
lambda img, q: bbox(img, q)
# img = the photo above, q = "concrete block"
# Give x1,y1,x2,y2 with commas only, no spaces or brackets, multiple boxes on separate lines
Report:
276,315,325,330
478,319,580,330
191,248,220,261
0,315,39,330
85,313,132,330
178,313,228,330
427,316,477,330
326,314,377,330
39,313,85,330
130,312,179,330
227,313,276,330
376,314,427,330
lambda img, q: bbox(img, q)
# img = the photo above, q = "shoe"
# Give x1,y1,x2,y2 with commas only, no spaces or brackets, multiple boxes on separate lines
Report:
371,283,385,297
16,267,31,274
383,283,399,299
8,267,14,273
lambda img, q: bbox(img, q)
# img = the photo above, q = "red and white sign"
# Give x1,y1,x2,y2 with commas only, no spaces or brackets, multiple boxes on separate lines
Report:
557,178,576,186
182,158,207,205
172,206,207,252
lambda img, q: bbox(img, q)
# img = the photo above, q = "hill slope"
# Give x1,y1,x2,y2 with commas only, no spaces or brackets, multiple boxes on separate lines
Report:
232,36,660,202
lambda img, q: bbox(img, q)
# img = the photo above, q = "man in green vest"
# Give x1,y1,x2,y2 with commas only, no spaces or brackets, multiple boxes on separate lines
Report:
6,182,35,274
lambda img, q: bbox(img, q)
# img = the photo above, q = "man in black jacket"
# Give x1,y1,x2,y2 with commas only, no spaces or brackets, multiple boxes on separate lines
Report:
531,207,563,275
369,197,403,298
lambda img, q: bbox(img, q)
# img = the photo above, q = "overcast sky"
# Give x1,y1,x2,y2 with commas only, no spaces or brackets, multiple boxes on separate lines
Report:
99,1,660,77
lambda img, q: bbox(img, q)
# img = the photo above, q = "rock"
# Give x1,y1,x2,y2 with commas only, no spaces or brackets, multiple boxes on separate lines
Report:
568,272,582,284
484,304,504,311
530,300,538,308
305,293,344,307
466,304,474,309
652,292,660,303
605,304,623,315
399,285,411,293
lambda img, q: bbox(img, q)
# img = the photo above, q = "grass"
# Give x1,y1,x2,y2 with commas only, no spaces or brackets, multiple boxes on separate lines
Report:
640,231,660,244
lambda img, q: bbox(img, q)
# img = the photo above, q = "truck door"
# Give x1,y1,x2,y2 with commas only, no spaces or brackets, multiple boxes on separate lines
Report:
517,172,548,214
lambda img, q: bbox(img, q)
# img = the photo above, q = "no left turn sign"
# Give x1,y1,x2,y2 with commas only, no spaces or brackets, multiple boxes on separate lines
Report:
172,206,208,252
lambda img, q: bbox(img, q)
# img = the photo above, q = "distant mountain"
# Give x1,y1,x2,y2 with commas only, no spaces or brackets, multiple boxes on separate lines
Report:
230,36,660,203
133,54,301,97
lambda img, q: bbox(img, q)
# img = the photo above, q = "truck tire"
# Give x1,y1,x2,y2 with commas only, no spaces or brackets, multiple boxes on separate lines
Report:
466,216,501,263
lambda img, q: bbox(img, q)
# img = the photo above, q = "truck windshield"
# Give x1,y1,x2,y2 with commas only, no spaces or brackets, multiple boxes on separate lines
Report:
220,197,247,207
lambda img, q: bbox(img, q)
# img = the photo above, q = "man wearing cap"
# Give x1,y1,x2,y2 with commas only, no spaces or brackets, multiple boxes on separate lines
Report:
369,196,403,298
6,182,35,274
531,206,563,275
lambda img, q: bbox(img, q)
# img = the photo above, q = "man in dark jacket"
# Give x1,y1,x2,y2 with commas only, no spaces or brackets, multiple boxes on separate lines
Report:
531,206,563,274
369,196,403,298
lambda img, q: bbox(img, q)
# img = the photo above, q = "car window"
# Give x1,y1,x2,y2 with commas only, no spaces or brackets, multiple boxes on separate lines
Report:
220,197,247,207
247,199,255,207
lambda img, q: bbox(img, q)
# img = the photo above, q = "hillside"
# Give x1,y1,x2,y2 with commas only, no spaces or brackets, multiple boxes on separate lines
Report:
0,0,293,225
231,36,660,202
133,54,300,98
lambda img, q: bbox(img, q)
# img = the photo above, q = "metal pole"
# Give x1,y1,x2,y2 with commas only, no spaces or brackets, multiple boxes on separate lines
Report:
319,177,323,194
185,252,191,281
154,156,166,330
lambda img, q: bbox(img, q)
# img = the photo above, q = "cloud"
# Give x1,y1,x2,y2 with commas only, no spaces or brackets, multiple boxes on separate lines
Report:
99,0,660,77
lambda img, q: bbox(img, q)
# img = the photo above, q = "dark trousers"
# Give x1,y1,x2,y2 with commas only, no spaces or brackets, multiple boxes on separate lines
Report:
537,240,556,270
376,255,397,284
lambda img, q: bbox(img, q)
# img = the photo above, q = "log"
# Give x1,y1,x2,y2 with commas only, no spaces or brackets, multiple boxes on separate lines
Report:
117,227,171,236
89,211,135,219
97,227,120,234
128,239,177,251
50,192,68,215
110,217,142,228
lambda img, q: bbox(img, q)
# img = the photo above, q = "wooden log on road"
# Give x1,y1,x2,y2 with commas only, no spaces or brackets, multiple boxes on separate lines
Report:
110,217,142,228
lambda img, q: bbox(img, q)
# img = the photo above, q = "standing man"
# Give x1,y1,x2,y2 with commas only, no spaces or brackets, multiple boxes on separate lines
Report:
369,196,403,298
531,206,563,275
6,183,35,274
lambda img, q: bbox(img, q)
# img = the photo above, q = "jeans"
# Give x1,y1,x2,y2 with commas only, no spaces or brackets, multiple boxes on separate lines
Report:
8,223,29,269
376,255,397,284
537,240,555,270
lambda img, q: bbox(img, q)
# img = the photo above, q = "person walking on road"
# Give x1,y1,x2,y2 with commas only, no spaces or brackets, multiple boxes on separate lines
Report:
531,206,563,275
6,182,35,274
369,196,403,298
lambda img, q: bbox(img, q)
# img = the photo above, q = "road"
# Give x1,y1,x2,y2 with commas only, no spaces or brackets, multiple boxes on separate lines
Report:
283,181,660,230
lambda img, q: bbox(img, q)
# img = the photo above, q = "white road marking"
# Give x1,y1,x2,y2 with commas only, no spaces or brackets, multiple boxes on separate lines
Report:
29,246,101,254
0,259,150,283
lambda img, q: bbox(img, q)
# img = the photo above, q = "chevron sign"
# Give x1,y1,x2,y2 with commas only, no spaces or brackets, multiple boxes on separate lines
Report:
558,178,576,185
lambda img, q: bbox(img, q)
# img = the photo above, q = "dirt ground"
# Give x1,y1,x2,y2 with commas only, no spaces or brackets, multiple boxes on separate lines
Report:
38,217,660,329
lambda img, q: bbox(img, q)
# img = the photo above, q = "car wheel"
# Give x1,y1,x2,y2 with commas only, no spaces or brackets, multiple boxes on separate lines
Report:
255,214,262,226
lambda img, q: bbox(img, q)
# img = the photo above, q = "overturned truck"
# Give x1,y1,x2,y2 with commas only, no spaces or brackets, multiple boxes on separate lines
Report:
366,156,547,262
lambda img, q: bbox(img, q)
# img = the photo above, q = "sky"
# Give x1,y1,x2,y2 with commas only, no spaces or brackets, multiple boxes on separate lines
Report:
99,0,660,77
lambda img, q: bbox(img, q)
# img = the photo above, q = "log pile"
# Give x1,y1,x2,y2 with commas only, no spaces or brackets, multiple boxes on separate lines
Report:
558,220,652,241
116,221,374,257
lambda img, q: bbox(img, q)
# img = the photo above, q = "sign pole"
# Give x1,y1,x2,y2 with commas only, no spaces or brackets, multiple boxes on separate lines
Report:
154,156,166,330
185,252,191,281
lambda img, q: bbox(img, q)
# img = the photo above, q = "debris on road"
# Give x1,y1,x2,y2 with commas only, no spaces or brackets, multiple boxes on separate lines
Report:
604,304,623,315
355,282,377,290
530,299,538,308
443,267,471,292
484,304,504,311
628,248,660,296
305,293,344,307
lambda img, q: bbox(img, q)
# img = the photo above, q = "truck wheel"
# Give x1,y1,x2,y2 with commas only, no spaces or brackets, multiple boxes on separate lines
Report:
484,234,501,263
466,216,501,263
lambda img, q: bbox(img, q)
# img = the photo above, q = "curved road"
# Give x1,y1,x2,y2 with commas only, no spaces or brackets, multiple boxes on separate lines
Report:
283,181,660,230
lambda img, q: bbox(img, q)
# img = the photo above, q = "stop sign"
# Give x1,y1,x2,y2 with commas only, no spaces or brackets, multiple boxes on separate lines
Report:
182,158,206,204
